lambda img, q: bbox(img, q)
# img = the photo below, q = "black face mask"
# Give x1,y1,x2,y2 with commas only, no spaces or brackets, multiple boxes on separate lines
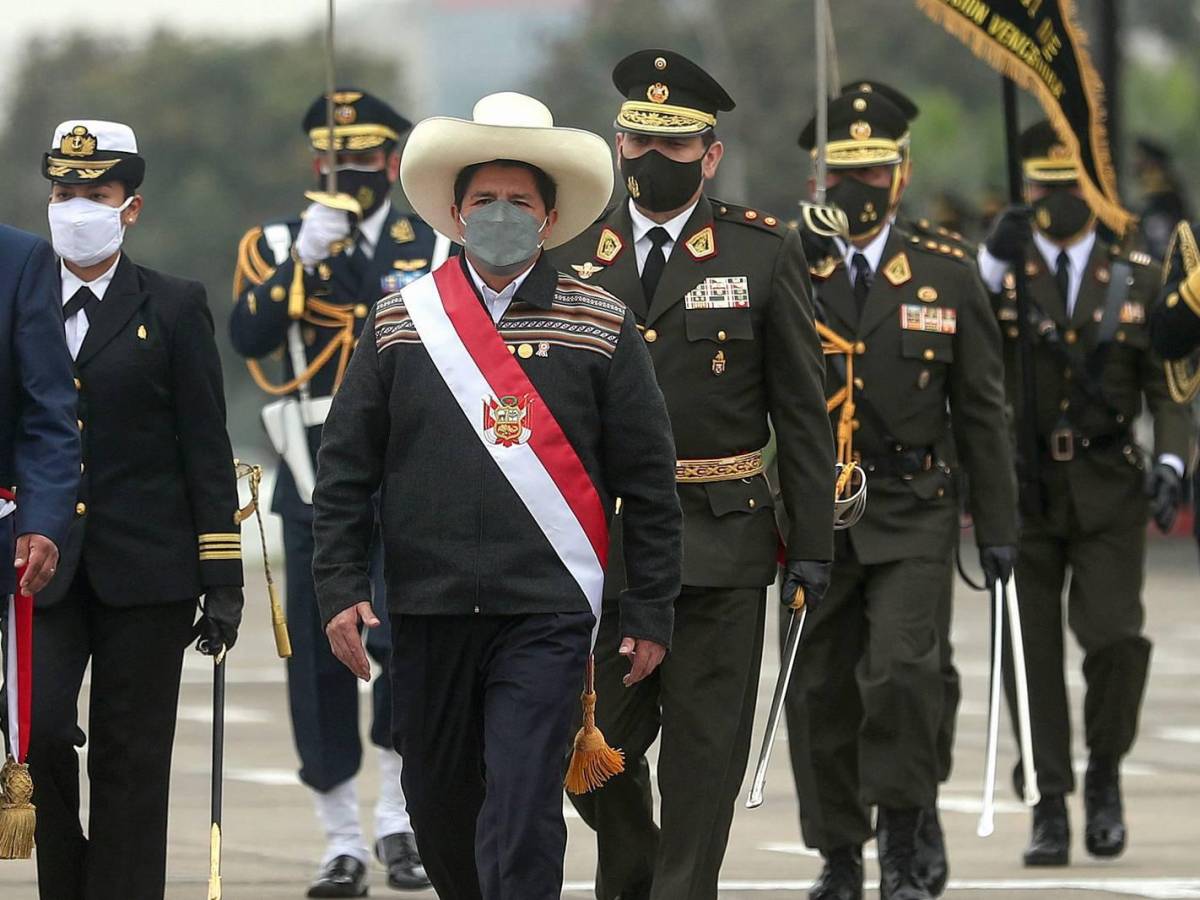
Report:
825,176,893,240
1033,188,1093,242
619,149,704,213
318,167,392,219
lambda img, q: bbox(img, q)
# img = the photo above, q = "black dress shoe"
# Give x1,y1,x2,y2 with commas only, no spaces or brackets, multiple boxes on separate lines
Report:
1023,794,1070,867
1084,759,1126,858
810,844,863,900
375,832,431,891
915,805,948,896
308,855,369,898
877,807,932,900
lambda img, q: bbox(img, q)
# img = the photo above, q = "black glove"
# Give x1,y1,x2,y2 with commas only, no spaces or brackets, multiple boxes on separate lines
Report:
984,205,1033,264
980,545,1018,588
195,586,244,655
781,559,832,611
1147,461,1184,534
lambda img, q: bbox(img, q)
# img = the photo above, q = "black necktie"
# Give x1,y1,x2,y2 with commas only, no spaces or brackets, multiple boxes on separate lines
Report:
1055,250,1071,309
640,226,671,300
62,286,98,321
851,252,873,314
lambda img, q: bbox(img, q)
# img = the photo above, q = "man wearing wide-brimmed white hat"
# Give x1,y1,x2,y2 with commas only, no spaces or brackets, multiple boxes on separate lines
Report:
311,92,683,899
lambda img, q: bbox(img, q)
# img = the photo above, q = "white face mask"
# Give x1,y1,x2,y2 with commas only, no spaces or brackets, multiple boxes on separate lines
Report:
47,195,134,266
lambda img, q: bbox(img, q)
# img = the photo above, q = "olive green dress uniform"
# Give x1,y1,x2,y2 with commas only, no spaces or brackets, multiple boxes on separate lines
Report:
988,234,1192,797
783,218,1017,851
546,50,834,900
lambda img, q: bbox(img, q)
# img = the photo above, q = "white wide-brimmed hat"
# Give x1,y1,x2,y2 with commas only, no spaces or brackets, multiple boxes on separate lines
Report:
400,92,614,250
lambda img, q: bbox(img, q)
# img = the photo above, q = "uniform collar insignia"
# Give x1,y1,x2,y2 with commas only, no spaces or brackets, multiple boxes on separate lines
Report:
391,218,416,243
572,261,604,279
810,255,839,281
882,251,912,287
684,225,717,260
595,227,624,263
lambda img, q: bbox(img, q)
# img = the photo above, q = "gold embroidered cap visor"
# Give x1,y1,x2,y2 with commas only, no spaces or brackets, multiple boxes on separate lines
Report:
400,91,614,251
1022,156,1082,183
41,119,145,186
815,138,904,169
615,101,717,136
308,124,402,152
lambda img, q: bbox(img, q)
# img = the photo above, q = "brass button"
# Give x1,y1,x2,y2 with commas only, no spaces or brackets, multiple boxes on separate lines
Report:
270,285,286,301
75,502,87,516
744,210,758,221
1166,292,1180,308
854,341,867,355
764,216,778,227
73,377,82,390
853,377,865,390
922,348,935,361
644,329,658,343
77,418,84,431
1060,398,1070,411
748,498,757,509
717,330,728,342
353,303,369,318
936,487,945,498
1064,329,1078,344
1116,331,1126,342
851,419,861,430
1006,326,1019,339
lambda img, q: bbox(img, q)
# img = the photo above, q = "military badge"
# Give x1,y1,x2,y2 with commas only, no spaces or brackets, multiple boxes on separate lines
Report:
391,219,416,243
381,270,424,293
882,252,912,287
684,276,750,309
536,342,550,358
1095,266,1111,284
334,104,357,125
626,176,641,199
900,304,957,335
810,256,839,280
684,226,717,260
483,394,534,447
917,285,938,302
711,350,726,376
60,125,97,158
647,82,670,104
1118,302,1146,324
571,261,603,279
596,228,624,263
850,121,873,141
393,258,428,272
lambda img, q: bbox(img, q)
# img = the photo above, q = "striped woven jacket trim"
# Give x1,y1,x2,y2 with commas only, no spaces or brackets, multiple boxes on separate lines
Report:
375,276,627,358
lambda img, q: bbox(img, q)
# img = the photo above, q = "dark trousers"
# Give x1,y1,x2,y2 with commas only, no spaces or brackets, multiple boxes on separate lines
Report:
283,516,392,792
391,611,592,900
21,568,195,900
570,585,766,900
783,537,947,852
1004,509,1151,796
935,564,960,783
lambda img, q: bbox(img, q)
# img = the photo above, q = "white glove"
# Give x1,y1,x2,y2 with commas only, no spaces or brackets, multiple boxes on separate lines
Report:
295,202,353,266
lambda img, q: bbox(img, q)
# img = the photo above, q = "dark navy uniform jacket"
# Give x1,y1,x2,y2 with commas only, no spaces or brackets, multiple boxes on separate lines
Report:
0,225,80,595
230,202,438,520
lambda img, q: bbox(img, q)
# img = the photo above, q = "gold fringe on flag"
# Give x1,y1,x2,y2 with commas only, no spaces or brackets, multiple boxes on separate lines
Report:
0,756,35,859
565,655,625,795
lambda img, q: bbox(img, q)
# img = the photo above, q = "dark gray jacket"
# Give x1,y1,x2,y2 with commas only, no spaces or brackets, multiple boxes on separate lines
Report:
312,254,682,647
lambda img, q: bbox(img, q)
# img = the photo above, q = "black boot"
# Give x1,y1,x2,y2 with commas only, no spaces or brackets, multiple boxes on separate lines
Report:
1023,794,1070,866
1084,757,1126,858
877,807,932,900
915,806,948,896
810,845,863,900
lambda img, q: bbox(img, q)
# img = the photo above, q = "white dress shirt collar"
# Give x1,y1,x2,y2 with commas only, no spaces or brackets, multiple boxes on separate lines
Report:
61,254,121,306
355,199,392,260
837,223,893,282
464,256,537,324
629,197,700,273
1033,228,1096,315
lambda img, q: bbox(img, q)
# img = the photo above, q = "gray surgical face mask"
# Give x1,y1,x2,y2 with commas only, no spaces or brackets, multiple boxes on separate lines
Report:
460,200,547,276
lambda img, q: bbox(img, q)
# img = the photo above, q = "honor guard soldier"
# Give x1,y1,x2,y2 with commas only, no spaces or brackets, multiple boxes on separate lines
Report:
546,50,835,900
230,90,438,895
29,120,244,899
786,90,1018,900
979,121,1192,868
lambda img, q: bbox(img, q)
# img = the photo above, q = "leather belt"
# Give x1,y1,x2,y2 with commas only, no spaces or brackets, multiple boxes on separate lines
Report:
675,449,765,483
1041,429,1132,462
858,446,937,479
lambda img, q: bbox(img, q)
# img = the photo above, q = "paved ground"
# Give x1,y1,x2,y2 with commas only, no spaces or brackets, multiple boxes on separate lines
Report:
2,533,1198,898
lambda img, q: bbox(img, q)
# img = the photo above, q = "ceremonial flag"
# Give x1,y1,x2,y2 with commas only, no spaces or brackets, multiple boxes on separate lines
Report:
915,0,1134,234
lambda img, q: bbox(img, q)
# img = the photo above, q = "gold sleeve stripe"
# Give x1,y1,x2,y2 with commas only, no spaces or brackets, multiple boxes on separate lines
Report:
199,532,241,542
199,550,243,561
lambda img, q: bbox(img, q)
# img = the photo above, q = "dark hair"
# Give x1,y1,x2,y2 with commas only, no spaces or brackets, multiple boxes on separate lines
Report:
453,159,558,210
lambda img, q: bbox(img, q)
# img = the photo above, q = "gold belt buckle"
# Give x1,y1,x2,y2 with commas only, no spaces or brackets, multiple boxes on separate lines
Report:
1050,428,1074,462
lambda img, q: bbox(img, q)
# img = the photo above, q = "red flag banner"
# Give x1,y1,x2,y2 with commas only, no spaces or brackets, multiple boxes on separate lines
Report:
915,0,1134,235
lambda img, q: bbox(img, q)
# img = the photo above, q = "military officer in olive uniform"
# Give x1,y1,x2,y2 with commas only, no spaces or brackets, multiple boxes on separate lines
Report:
231,89,441,896
784,90,1019,900
546,49,835,900
979,121,1192,869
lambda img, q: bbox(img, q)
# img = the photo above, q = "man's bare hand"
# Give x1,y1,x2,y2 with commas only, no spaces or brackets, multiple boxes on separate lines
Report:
618,636,667,687
15,534,59,596
325,601,380,681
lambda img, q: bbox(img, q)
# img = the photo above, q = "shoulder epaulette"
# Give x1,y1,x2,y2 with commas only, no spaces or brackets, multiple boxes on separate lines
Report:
233,225,274,298
712,199,786,237
899,228,974,265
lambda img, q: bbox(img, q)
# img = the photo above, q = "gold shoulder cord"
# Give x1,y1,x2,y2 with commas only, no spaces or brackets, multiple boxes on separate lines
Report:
233,232,359,398
1163,223,1200,403
817,322,868,529
234,461,292,659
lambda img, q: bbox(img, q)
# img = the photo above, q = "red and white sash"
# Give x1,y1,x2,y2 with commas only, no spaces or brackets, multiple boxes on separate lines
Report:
0,488,31,766
403,261,608,619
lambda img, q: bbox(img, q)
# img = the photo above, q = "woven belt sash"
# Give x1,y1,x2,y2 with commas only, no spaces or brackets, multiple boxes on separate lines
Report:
675,450,765,483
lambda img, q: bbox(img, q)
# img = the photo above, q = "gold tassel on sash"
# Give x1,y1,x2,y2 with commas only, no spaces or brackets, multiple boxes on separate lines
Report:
0,756,35,859
565,655,625,795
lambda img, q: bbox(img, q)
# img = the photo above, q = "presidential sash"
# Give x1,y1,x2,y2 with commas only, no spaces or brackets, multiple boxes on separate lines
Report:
402,261,608,618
